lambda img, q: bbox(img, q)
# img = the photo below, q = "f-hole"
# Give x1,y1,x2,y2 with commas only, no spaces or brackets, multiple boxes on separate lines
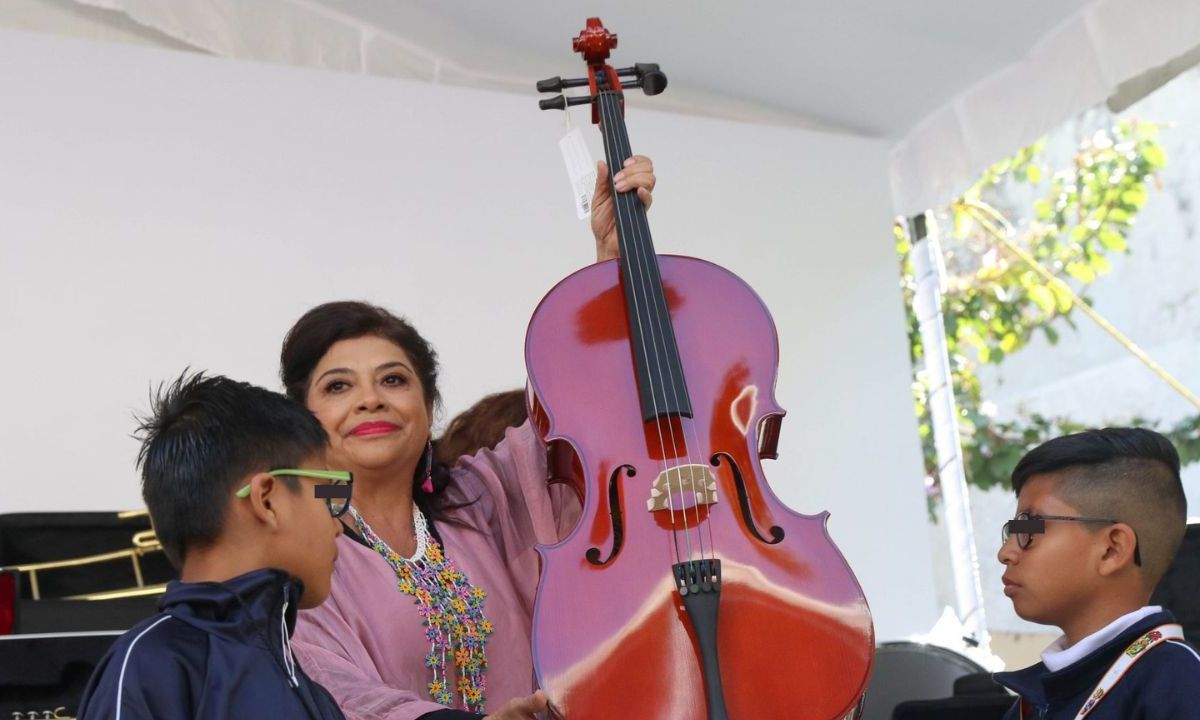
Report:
711,453,784,545
586,464,634,566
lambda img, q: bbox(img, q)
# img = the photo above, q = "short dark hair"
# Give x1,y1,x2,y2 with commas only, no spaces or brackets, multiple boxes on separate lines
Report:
137,372,329,568
1012,427,1186,587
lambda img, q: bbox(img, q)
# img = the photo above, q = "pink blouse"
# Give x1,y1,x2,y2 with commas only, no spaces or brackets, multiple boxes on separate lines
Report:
291,422,581,719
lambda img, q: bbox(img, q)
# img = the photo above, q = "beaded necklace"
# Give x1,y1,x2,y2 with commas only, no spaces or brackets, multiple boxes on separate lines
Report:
350,504,493,711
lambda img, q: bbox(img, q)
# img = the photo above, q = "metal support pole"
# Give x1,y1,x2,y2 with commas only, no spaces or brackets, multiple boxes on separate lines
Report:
908,212,990,651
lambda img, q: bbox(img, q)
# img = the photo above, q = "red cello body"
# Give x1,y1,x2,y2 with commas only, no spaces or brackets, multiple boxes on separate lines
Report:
526,20,873,719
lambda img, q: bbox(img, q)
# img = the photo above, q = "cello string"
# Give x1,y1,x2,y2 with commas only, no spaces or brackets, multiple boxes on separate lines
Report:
603,85,712,568
595,82,689,566
601,87,717,566
598,83,706,566
604,92,709,568
598,86,691,566
596,85,679,547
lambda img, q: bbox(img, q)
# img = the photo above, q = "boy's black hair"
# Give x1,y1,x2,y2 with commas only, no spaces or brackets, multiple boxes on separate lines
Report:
136,371,329,568
1012,427,1186,587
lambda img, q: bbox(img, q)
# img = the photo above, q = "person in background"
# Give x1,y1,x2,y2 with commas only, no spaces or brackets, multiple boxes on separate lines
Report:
434,390,527,467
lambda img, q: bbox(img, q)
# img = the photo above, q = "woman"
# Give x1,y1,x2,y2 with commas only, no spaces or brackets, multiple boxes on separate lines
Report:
287,158,656,720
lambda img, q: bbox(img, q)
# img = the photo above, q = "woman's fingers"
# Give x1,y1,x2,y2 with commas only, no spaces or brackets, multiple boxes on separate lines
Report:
612,155,655,193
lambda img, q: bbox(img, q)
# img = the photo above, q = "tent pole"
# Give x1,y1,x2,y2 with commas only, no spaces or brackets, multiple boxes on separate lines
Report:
908,212,991,652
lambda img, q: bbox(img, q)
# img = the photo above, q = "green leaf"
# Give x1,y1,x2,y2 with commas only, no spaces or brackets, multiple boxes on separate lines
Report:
1098,230,1128,252
1050,279,1075,312
1107,208,1133,224
1000,332,1019,353
953,207,973,239
1033,199,1053,220
1066,262,1097,284
1121,185,1148,209
1091,254,1112,274
1143,144,1167,170
1025,164,1043,184
1029,285,1057,314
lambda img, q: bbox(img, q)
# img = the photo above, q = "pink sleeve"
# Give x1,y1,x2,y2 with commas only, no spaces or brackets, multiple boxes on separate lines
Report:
291,593,447,720
450,421,582,614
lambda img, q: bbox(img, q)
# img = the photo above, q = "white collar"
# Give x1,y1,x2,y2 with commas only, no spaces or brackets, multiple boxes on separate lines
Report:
1041,606,1162,672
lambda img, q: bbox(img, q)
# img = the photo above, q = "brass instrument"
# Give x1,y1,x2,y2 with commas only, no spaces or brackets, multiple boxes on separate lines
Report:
0,511,170,720
0,512,167,601
9,708,75,719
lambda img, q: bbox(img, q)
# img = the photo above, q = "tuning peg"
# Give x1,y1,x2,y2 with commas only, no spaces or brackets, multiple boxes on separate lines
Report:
537,76,591,93
637,65,667,96
538,94,596,111
614,63,668,96
629,73,668,96
619,63,657,76
537,76,564,93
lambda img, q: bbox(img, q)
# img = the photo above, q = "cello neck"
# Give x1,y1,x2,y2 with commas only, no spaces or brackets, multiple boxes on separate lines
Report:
594,89,693,422
595,90,654,263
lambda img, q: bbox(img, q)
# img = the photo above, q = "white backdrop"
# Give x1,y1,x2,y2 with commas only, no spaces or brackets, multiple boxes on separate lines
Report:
0,28,936,640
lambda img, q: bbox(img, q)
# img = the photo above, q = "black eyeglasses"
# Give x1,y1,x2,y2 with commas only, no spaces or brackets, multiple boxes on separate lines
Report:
1002,511,1141,566
236,469,353,518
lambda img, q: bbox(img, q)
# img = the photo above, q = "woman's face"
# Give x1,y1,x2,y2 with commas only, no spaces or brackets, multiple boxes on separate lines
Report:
305,335,432,479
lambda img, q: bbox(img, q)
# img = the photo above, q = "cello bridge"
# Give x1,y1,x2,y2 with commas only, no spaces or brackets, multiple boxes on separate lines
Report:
647,464,717,512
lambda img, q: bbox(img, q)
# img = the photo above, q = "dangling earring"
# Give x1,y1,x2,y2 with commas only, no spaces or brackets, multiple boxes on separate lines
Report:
420,439,434,494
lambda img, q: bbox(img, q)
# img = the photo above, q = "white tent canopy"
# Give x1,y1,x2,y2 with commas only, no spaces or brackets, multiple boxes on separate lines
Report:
31,0,1200,213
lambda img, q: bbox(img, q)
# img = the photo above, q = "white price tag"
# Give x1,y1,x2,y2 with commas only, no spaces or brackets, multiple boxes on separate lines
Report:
559,126,597,220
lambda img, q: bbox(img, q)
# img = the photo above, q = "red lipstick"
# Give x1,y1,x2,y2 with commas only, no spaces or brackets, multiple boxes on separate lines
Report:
349,421,400,437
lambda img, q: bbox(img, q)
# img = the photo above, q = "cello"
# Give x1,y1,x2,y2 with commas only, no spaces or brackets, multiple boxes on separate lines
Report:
525,19,874,719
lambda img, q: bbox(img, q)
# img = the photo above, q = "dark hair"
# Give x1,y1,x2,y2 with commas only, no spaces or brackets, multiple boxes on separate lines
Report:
137,371,329,568
1012,427,1186,586
279,301,457,513
281,301,440,410
435,389,528,466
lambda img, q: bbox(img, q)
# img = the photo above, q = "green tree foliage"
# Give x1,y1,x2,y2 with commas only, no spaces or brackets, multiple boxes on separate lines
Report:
898,120,1200,496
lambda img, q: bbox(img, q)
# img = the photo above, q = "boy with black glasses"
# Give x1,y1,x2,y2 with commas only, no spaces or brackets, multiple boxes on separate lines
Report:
78,372,350,719
994,427,1200,719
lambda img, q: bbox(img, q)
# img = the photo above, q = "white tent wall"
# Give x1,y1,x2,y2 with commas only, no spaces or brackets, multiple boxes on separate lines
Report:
891,0,1200,215
0,28,937,640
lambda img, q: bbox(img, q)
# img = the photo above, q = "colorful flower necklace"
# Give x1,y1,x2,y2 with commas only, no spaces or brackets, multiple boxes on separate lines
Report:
350,504,493,711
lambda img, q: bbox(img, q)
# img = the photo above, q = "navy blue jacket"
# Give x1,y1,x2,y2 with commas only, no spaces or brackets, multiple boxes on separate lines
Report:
77,568,345,719
994,610,1200,719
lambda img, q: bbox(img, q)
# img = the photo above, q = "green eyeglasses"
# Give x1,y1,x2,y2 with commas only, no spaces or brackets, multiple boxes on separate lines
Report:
236,469,353,518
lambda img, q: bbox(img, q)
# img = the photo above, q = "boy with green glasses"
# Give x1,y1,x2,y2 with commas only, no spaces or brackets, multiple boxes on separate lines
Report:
79,372,349,719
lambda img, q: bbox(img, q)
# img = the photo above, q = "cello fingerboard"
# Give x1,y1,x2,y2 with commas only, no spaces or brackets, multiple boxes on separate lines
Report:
595,89,693,422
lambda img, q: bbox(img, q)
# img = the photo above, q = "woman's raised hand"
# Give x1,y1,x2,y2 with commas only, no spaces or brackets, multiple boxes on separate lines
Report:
591,155,656,262
484,689,549,719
